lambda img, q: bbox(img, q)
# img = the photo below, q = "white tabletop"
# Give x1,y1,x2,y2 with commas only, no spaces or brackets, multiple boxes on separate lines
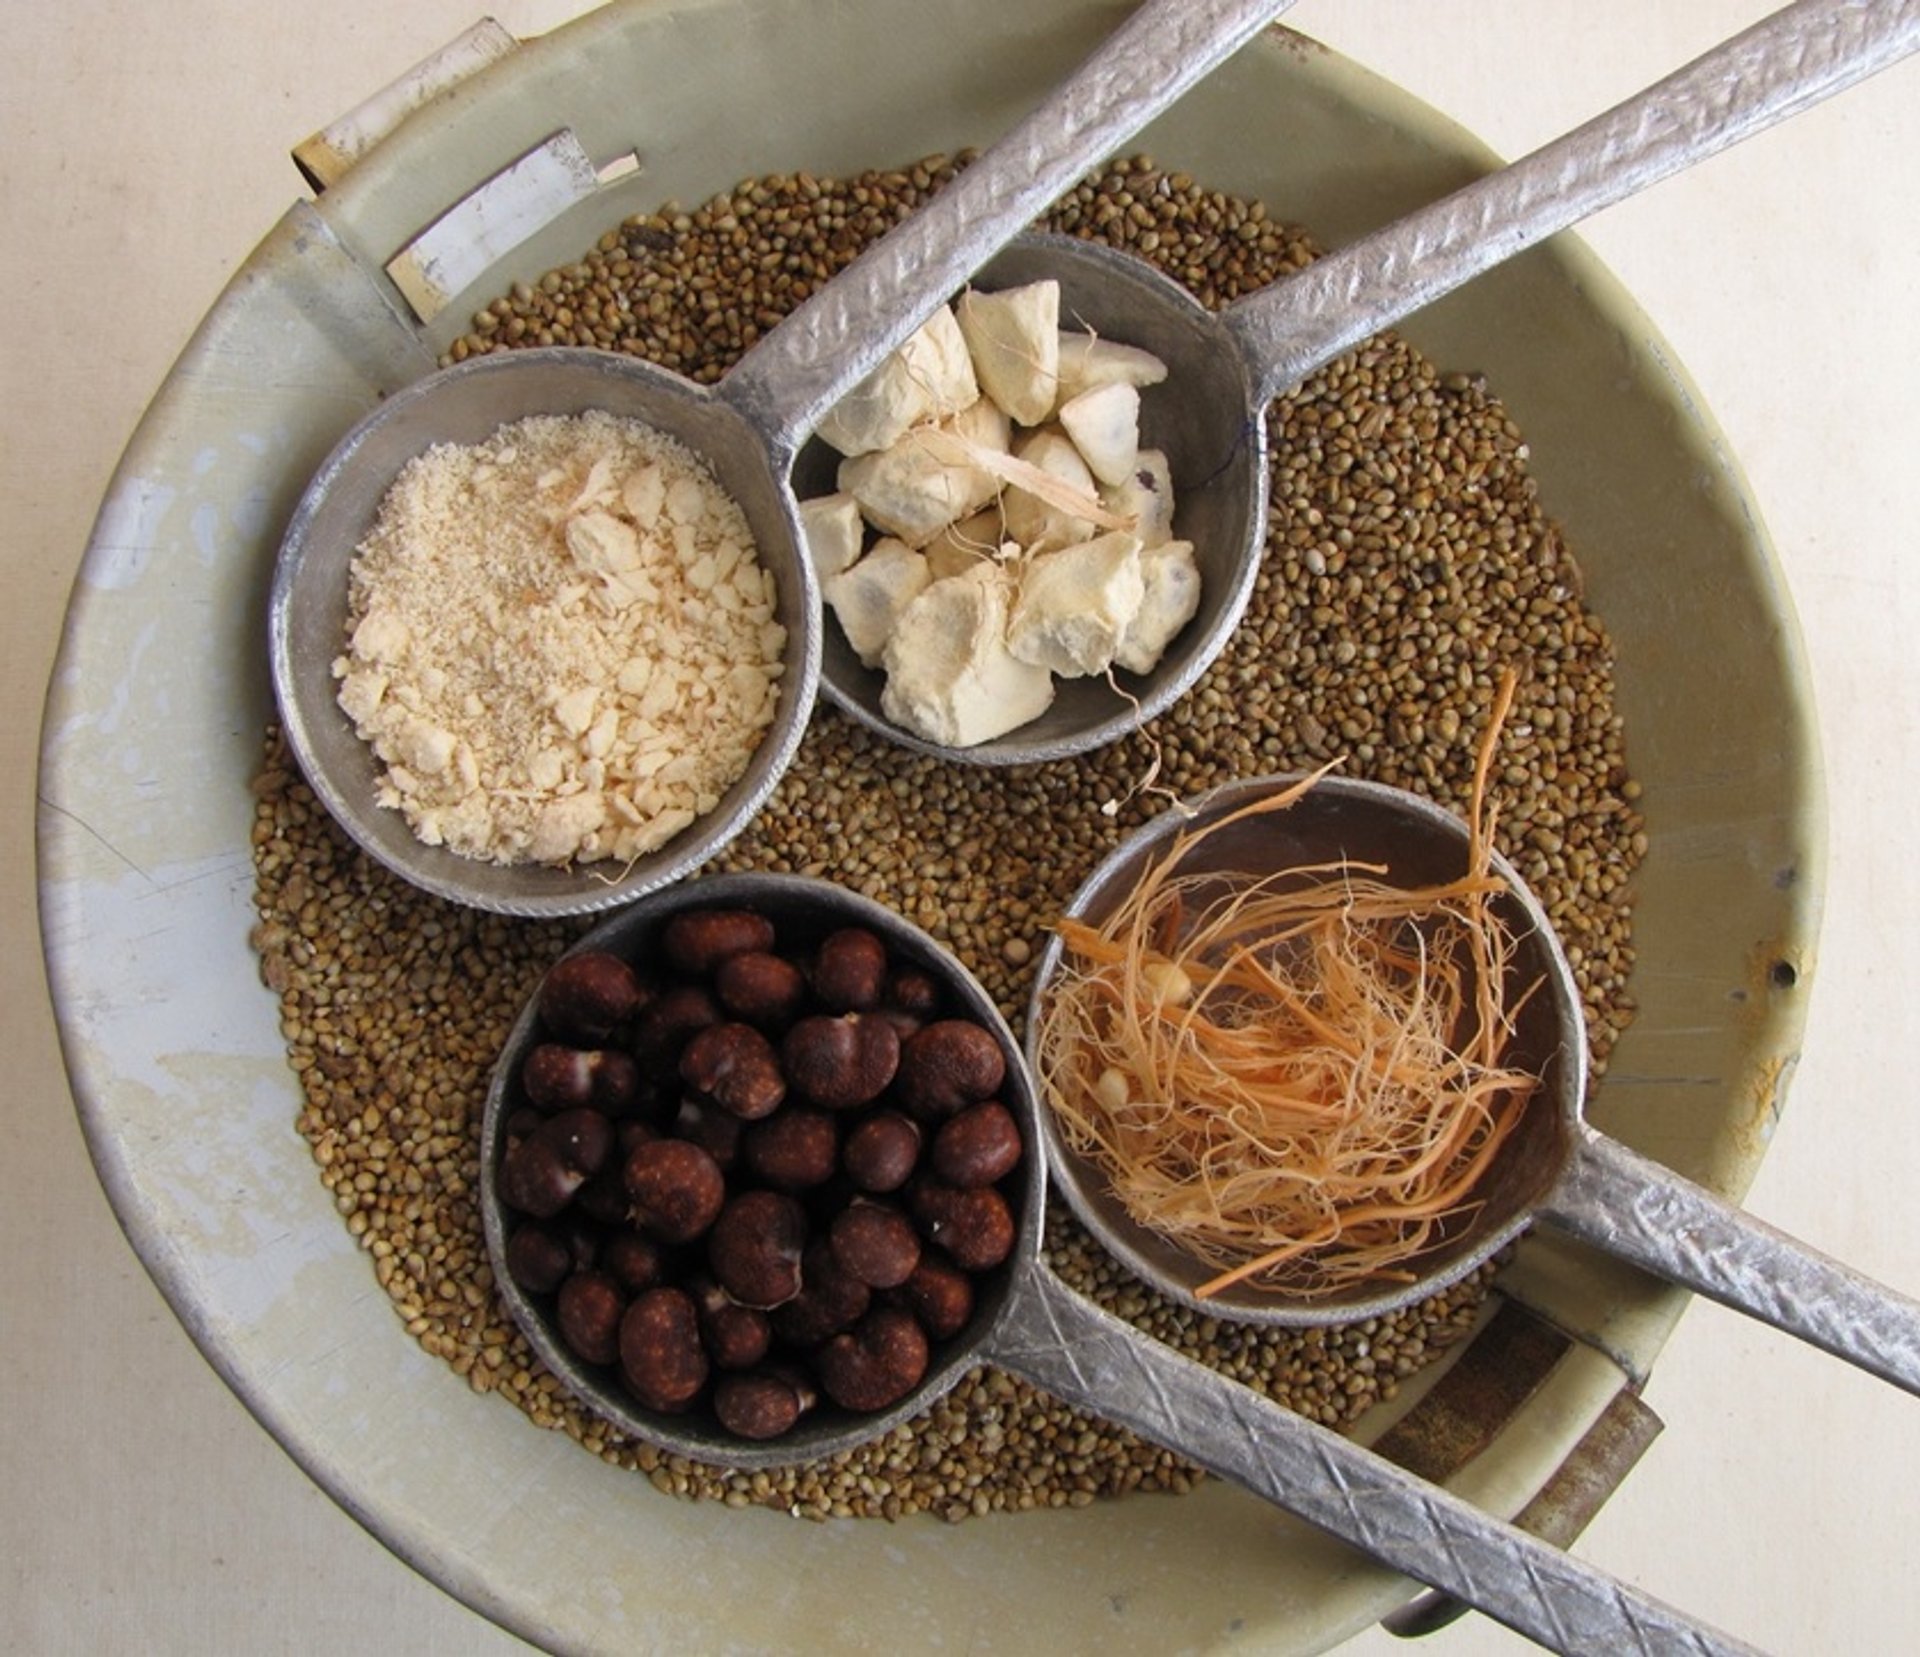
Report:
9,2,1917,1651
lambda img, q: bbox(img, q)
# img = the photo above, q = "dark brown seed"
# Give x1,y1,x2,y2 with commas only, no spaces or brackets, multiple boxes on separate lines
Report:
830,1201,921,1289
929,1100,1023,1187
895,1020,1006,1121
504,1221,573,1295
781,1013,899,1110
624,1137,726,1243
810,927,889,1012
842,1111,922,1193
741,1107,839,1191
555,1270,626,1367
815,1306,930,1412
619,1286,709,1411
679,1021,787,1120
661,908,776,977
771,1240,871,1347
539,951,643,1044
707,1189,807,1309
715,950,808,1027
893,1250,976,1340
713,1368,816,1440
911,1182,1016,1271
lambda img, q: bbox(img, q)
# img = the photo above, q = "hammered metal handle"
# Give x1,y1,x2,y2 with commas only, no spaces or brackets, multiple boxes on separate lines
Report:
719,0,1298,454
1547,1130,1920,1396
991,1269,1760,1655
1227,0,1920,404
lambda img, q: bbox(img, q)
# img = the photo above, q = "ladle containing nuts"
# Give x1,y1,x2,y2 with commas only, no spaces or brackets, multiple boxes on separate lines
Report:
482,873,1759,1654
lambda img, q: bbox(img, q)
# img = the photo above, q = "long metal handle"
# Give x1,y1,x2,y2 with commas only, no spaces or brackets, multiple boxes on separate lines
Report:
1547,1129,1920,1397
1226,0,1920,405
992,1268,1759,1655
718,0,1298,456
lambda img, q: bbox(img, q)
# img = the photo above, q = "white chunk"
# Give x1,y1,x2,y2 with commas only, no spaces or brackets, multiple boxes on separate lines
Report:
881,564,1056,748
349,608,410,665
566,509,643,576
814,305,981,457
1003,427,1099,552
925,504,1006,582
825,538,933,667
1055,330,1169,404
838,398,1011,546
1008,531,1146,678
1099,448,1176,547
798,492,865,578
1057,381,1141,487
1114,538,1202,674
957,280,1060,426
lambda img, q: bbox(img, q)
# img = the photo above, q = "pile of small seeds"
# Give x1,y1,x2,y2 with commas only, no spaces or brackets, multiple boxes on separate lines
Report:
249,153,1643,1522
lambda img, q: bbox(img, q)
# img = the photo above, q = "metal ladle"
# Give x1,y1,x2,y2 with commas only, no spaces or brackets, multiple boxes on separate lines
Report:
482,871,1760,1654
791,0,1919,761
1031,775,1920,1398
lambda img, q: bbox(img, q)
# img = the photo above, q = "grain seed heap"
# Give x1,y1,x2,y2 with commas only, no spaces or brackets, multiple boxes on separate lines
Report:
250,153,1644,1522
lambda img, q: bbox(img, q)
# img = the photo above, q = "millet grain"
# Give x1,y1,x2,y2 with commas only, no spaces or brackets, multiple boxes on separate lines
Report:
251,153,1641,1520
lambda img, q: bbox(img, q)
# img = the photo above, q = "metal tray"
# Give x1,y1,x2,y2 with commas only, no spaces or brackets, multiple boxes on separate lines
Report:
36,2,1818,1650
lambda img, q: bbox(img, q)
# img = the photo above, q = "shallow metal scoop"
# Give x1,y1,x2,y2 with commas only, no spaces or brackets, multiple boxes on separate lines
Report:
789,0,1920,762
1032,775,1920,1408
482,871,1761,1655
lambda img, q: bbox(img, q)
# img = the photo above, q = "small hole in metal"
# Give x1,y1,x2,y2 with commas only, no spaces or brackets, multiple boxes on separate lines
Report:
1769,958,1799,991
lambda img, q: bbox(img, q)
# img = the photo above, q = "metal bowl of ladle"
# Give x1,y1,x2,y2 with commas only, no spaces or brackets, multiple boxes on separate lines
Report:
480,869,1763,1653
1030,774,1920,1395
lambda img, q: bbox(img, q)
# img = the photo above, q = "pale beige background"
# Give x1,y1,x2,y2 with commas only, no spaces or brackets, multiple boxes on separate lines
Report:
9,2,1918,1651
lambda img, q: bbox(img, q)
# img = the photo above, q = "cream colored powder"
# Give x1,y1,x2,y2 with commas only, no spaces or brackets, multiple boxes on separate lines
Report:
333,410,786,866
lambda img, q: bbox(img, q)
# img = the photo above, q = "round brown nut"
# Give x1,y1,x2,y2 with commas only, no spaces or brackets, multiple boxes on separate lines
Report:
619,1286,709,1412
892,1250,976,1340
671,1096,744,1171
911,1182,1016,1272
741,1107,839,1191
781,1013,900,1111
601,1229,666,1295
522,1044,640,1114
830,1201,922,1290
690,1276,774,1371
504,1221,573,1295
555,1270,626,1367
771,1240,871,1348
815,1306,931,1413
574,1161,633,1227
497,1109,613,1219
896,1021,1006,1121
715,950,808,1028
842,1111,922,1193
661,908,776,977
624,1137,726,1244
885,966,942,1021
630,983,721,1068
679,1022,787,1121
707,1189,807,1309
809,928,889,1013
713,1367,817,1441
539,951,644,1045
929,1100,1024,1188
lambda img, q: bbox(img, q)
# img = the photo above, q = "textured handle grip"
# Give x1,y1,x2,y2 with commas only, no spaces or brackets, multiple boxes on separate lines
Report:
1548,1129,1920,1397
719,0,1297,453
993,1270,1758,1654
1228,0,1920,403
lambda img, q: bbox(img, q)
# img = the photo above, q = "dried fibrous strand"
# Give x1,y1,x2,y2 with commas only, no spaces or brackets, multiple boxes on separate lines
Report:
1038,677,1540,1299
